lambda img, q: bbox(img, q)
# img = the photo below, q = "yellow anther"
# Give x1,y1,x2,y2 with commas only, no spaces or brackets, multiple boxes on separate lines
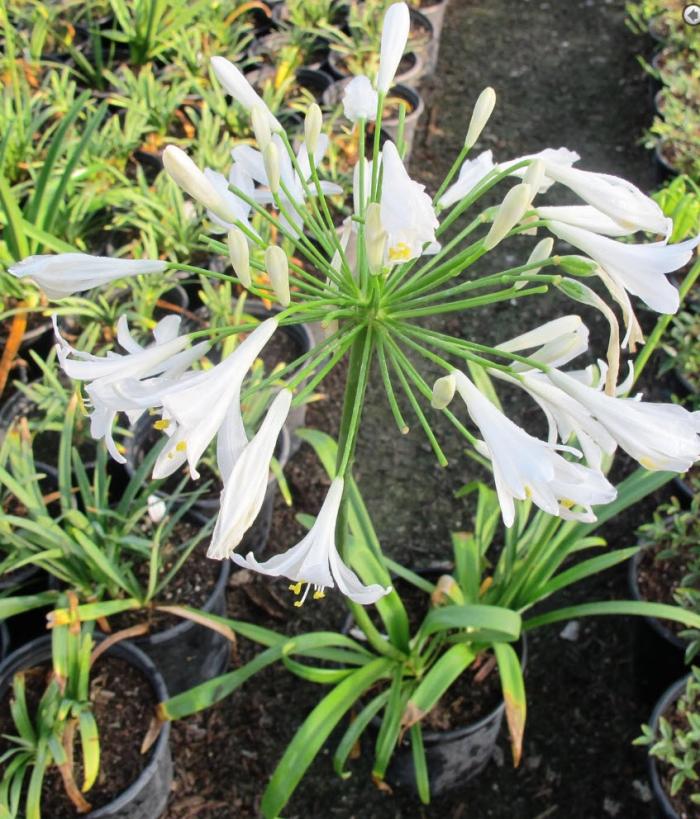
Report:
388,242,412,261
153,419,170,431
289,582,302,595
561,498,575,509
313,590,325,600
175,441,187,453
524,485,533,499
640,456,658,470
293,600,304,608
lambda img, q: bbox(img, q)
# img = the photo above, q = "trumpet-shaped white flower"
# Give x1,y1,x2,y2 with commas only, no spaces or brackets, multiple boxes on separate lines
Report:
377,2,410,93
10,254,166,299
381,141,439,263
439,150,495,209
202,164,254,232
502,147,580,193
233,477,392,604
343,75,378,122
547,221,700,314
547,369,700,473
539,162,671,236
150,318,278,480
535,205,637,237
210,56,281,132
208,390,292,559
55,315,209,462
453,371,616,526
497,315,590,371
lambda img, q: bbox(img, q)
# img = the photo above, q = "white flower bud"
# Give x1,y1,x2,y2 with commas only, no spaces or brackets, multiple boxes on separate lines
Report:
365,203,387,275
484,183,532,250
431,373,456,409
514,236,554,290
251,105,272,150
263,142,281,195
265,245,290,307
147,494,167,524
227,228,251,288
464,87,496,150
162,145,236,223
304,103,323,155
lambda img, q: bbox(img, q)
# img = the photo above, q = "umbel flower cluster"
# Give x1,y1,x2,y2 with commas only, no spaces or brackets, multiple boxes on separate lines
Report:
10,3,700,607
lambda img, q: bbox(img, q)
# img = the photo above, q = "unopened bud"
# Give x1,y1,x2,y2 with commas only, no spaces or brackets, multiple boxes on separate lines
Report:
227,228,251,288
265,245,290,307
251,105,272,150
365,203,387,275
162,145,236,223
464,87,496,150
304,103,323,155
523,159,545,202
557,255,598,276
147,494,167,524
431,373,456,409
263,142,280,195
514,237,554,289
484,183,531,250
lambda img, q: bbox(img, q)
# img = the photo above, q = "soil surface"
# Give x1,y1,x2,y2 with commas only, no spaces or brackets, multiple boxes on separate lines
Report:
162,1,678,817
0,656,157,817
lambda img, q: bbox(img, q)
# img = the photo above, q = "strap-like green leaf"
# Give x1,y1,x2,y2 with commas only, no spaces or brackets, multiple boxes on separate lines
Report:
525,600,700,631
333,690,390,779
494,642,526,766
419,604,521,643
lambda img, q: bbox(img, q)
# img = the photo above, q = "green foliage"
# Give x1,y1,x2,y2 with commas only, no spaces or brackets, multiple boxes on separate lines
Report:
635,667,700,807
0,615,100,819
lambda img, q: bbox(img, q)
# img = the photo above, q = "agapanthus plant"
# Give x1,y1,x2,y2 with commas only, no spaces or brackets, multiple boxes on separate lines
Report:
9,1,700,610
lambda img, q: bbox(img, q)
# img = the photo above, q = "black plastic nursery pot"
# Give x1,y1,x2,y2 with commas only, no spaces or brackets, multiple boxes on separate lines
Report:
384,635,528,796
647,674,688,819
126,554,232,696
295,67,336,102
0,621,8,663
0,635,172,819
654,141,681,186
627,549,688,703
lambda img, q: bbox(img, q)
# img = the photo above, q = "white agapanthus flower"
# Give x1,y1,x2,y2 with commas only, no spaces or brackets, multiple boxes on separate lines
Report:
210,56,281,132
203,164,255,232
547,221,700,315
535,205,637,237
439,150,495,208
539,162,671,236
10,254,166,299
376,1,411,93
342,75,378,122
547,369,700,473
54,315,209,463
452,370,616,526
208,389,292,559
149,317,278,480
380,141,439,263
497,315,590,371
233,477,392,605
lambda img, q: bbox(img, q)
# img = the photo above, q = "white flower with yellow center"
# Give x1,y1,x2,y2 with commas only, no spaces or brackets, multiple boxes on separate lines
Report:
233,477,392,605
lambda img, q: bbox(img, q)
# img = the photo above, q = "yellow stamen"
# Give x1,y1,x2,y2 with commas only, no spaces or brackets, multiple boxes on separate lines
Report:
640,456,658,470
560,498,575,509
153,419,170,431
175,441,187,452
313,590,325,600
524,485,533,499
388,242,412,261
289,582,302,595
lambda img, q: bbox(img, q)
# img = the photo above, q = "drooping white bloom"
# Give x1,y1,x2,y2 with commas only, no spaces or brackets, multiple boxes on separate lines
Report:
452,371,616,526
539,162,671,236
208,390,292,559
464,87,496,150
547,221,700,314
536,205,637,237
9,254,166,299
438,150,495,209
343,75,378,122
380,141,439,263
547,369,700,473
210,56,281,132
163,145,241,225
233,477,392,605
150,318,278,480
54,315,209,462
502,147,580,193
497,315,590,371
376,2,411,93
231,134,341,232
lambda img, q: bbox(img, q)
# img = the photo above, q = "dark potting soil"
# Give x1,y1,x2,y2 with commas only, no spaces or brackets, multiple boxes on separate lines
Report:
107,522,219,633
0,656,157,817
637,543,693,638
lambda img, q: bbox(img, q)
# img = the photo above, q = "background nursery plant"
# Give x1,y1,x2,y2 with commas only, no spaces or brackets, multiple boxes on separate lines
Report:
1,0,700,816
